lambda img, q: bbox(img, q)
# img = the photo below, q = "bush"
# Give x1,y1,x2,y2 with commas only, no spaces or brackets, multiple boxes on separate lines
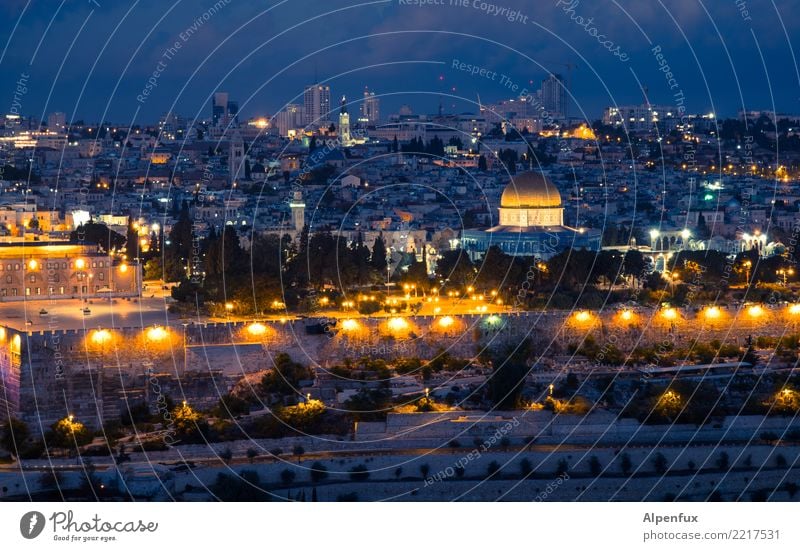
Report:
280,469,296,485
588,456,602,476
310,461,328,483
349,464,370,481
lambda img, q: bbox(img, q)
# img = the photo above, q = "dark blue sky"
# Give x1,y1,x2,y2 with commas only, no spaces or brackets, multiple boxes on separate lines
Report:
2,0,799,124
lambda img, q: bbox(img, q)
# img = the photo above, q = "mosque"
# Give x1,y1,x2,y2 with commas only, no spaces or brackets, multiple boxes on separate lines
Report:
461,171,601,260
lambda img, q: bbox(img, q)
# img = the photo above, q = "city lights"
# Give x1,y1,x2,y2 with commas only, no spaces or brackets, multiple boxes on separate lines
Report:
27,259,38,270
704,306,721,319
575,311,591,323
620,309,633,321
247,322,268,336
661,307,678,320
438,316,454,328
146,326,169,342
90,329,112,345
387,317,409,332
75,258,86,270
340,319,360,331
746,305,764,318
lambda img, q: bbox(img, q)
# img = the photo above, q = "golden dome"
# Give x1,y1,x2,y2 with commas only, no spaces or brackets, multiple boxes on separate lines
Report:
500,172,562,209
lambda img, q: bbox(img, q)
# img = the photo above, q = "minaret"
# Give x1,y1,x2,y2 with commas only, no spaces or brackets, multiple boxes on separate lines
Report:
339,95,352,147
289,190,306,234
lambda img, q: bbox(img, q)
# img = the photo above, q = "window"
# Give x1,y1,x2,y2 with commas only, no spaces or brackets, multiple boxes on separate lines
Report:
98,272,104,281
59,286,64,294
5,275,10,284
11,288,17,296
25,288,30,296
29,274,35,283
0,289,6,296
35,287,41,295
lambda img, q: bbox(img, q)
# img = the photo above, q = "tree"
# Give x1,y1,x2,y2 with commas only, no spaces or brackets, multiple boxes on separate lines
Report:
478,155,488,171
211,471,268,501
435,249,475,288
125,218,140,260
72,222,126,252
419,463,430,479
349,464,370,481
280,469,296,485
49,416,92,449
588,456,603,476
620,453,633,475
171,401,207,442
0,417,29,457
488,341,531,409
652,453,669,474
370,233,387,273
310,461,329,483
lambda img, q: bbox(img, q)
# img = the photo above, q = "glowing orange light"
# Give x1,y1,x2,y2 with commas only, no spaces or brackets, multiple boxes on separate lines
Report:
620,309,633,321
340,319,359,332
119,264,128,273
388,317,409,332
27,259,38,270
662,308,678,320
75,259,86,270
438,316,454,328
90,329,112,345
704,306,721,319
747,305,764,318
247,322,267,336
146,326,168,342
575,311,591,322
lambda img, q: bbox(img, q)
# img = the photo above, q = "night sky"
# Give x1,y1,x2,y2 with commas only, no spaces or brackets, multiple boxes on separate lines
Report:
2,0,799,124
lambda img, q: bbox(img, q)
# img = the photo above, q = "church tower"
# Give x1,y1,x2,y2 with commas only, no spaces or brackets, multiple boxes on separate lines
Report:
338,95,352,147
228,131,245,185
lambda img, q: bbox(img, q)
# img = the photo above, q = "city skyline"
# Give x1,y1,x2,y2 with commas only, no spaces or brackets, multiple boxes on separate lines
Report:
1,1,798,122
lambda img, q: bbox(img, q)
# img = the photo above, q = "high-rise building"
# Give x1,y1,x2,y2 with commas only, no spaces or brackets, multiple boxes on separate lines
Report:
212,92,229,126
211,92,238,127
303,84,331,127
47,112,67,132
359,86,380,125
540,74,567,120
276,104,302,137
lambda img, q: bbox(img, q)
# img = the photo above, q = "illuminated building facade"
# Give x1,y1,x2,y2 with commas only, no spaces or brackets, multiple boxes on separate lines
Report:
0,242,140,299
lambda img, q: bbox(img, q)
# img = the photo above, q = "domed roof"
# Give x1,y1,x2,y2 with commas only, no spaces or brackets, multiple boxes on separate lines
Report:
500,171,562,208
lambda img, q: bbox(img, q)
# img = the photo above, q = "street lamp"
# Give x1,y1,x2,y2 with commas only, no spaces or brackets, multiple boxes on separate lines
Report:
743,260,752,285
778,267,795,286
